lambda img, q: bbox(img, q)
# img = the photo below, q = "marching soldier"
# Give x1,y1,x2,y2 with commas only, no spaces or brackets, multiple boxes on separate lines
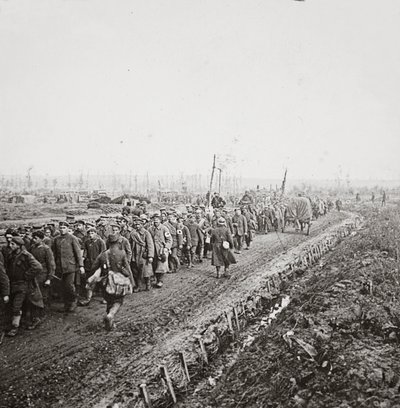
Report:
52,221,85,313
232,208,248,254
148,214,172,288
30,231,56,325
130,217,155,291
79,227,106,306
164,213,183,273
5,237,43,336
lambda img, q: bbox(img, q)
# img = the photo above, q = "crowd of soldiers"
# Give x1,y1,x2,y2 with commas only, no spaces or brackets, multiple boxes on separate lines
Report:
0,197,261,335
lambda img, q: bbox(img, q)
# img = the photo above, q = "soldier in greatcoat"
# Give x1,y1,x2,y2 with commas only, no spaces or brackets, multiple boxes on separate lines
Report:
30,231,56,325
210,218,236,278
78,228,106,306
184,214,202,268
231,208,248,254
52,221,84,313
164,213,183,273
130,217,155,291
0,251,10,329
148,214,172,288
5,237,43,336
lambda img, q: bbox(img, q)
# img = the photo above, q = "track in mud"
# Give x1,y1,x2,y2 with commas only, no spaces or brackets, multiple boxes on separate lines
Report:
0,211,349,408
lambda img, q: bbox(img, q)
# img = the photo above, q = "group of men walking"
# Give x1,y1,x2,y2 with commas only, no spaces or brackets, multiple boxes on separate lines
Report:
0,201,258,334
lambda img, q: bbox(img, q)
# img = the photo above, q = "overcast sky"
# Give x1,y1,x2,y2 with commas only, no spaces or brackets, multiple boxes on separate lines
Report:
0,0,399,180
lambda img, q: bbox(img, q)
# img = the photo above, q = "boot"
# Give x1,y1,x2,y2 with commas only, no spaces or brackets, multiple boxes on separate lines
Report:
79,290,93,306
104,303,121,331
28,317,42,330
65,300,77,313
216,267,221,279
144,278,151,291
7,315,21,337
224,268,231,278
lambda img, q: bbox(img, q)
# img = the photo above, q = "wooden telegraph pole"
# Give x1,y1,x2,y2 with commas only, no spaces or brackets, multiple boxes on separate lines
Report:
281,168,288,195
208,154,216,207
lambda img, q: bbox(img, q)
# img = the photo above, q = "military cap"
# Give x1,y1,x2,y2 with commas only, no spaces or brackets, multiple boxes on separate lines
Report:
32,230,45,239
5,228,14,235
66,215,75,222
11,236,25,246
76,220,86,226
110,222,120,229
86,221,95,228
120,216,129,223
199,204,206,209
217,217,226,225
87,227,97,233
140,214,149,221
151,213,161,219
59,221,69,227
32,225,43,230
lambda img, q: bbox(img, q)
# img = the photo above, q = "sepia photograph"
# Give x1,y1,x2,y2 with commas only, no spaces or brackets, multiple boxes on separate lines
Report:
0,0,400,407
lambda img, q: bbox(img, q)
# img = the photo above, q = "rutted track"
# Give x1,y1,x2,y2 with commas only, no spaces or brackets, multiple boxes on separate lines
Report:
0,211,350,408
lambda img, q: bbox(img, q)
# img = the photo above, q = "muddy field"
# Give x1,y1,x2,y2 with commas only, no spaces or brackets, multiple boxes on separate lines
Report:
0,208,352,408
182,204,400,408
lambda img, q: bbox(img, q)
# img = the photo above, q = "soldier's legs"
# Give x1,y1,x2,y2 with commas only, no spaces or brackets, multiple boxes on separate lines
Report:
104,294,123,331
169,247,179,272
203,242,210,258
196,242,204,263
7,286,28,336
62,272,77,312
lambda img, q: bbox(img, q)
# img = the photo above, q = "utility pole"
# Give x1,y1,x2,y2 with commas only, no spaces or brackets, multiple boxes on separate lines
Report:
208,155,216,207
281,168,288,195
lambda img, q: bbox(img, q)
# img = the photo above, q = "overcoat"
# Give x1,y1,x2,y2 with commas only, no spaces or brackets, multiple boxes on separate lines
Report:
52,233,84,275
210,226,236,267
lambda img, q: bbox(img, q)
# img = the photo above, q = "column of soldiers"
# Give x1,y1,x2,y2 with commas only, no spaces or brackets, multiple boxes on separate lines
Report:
0,202,259,335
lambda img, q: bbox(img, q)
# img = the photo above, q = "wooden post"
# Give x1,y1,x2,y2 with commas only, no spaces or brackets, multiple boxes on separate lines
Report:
266,280,271,293
208,154,216,208
160,366,177,404
179,352,190,382
225,311,234,333
233,307,240,331
139,384,152,408
197,336,209,364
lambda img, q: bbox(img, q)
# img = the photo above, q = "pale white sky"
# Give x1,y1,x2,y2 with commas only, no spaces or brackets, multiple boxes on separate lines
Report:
0,0,399,180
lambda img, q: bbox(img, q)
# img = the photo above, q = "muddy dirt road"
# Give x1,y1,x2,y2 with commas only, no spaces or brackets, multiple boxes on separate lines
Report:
0,211,349,408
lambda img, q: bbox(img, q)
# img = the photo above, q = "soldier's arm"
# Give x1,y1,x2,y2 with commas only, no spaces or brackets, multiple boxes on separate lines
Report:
185,227,192,247
146,232,155,259
99,237,106,252
0,252,10,297
176,228,183,247
45,246,56,280
26,253,43,280
72,236,84,267
164,227,173,249
243,216,248,234
124,238,132,262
